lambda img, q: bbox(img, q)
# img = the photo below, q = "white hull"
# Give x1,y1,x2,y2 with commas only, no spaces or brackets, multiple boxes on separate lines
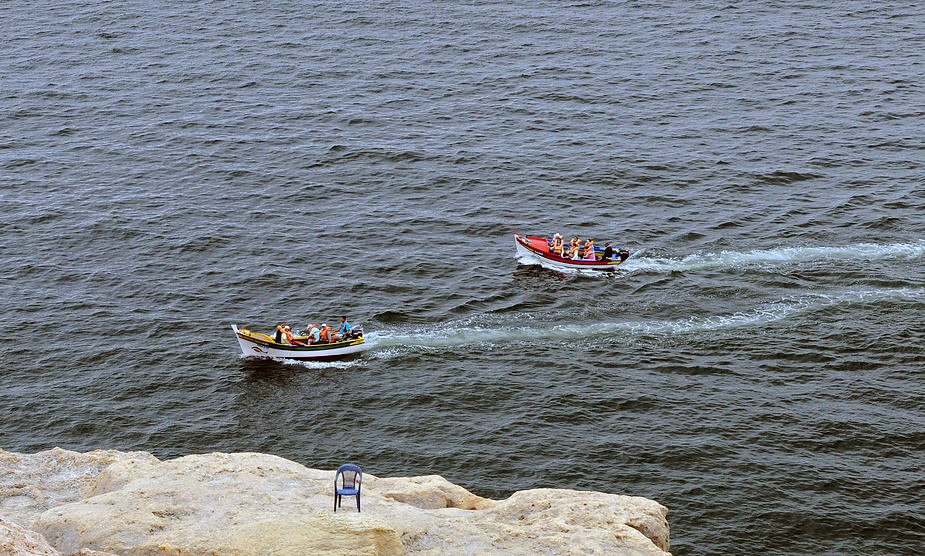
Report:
514,239,537,260
232,325,366,360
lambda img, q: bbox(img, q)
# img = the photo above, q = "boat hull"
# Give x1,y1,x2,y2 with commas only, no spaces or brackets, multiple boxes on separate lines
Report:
513,233,626,271
232,325,365,360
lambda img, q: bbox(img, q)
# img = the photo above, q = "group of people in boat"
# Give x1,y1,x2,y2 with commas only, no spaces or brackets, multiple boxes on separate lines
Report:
548,233,629,262
273,316,359,346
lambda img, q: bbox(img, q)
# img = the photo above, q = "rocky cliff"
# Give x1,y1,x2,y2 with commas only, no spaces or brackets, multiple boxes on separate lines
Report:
0,448,670,555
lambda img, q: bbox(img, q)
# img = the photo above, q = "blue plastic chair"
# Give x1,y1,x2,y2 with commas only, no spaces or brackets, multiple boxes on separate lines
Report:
334,464,363,512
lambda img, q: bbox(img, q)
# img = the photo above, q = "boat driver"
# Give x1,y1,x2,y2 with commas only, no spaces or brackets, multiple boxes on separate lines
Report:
331,316,351,342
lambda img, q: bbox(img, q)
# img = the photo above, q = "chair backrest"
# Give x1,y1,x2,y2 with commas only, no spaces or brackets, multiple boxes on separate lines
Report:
335,464,362,490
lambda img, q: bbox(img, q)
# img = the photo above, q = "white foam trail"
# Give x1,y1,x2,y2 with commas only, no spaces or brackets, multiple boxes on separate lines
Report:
516,254,605,275
364,288,925,352
620,241,925,273
267,357,363,369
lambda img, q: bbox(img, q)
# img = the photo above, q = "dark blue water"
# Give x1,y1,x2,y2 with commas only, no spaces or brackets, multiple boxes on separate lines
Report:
2,1,925,554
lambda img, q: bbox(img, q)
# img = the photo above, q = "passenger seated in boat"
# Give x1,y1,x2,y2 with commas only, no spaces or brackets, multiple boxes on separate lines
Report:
584,240,596,260
551,233,564,256
602,243,614,261
307,323,320,344
319,324,331,344
568,237,579,259
275,324,293,345
331,316,350,342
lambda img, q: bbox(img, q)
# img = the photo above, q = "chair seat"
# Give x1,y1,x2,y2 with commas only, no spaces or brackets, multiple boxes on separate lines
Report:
336,488,359,496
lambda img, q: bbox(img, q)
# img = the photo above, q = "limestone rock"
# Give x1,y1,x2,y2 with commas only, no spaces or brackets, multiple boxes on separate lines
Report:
0,515,57,556
1,449,671,556
484,488,670,553
367,475,495,510
387,488,670,555
0,515,117,556
37,452,403,556
0,448,158,530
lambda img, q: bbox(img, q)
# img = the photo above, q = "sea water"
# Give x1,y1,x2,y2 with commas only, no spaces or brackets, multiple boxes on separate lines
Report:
2,1,924,554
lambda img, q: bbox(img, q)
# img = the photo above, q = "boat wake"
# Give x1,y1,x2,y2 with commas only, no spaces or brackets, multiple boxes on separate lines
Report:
516,254,616,275
238,355,365,369
364,287,925,355
620,241,925,274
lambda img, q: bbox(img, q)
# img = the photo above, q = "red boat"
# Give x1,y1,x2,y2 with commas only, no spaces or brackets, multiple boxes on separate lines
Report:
513,233,629,271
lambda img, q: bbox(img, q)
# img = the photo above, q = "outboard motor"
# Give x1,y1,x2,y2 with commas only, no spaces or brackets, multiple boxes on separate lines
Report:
618,249,630,262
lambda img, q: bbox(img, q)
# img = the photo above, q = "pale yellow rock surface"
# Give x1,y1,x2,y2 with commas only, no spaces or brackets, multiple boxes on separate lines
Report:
1,448,671,556
0,448,157,528
0,515,117,556
370,475,496,510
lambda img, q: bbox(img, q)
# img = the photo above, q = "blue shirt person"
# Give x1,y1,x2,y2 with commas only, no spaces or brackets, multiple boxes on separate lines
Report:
332,316,351,342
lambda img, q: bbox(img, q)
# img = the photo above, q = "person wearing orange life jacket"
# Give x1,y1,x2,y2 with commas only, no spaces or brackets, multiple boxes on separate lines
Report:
275,324,293,345
568,237,580,259
584,239,596,260
318,323,331,343
551,233,564,256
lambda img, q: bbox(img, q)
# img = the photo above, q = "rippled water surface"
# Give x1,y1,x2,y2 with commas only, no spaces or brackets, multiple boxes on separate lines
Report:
2,1,925,554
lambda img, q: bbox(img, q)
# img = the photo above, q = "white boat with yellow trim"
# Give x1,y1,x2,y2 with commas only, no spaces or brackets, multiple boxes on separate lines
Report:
232,324,365,360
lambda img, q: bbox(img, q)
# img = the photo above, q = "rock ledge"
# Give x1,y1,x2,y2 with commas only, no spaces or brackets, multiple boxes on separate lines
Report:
1,448,670,555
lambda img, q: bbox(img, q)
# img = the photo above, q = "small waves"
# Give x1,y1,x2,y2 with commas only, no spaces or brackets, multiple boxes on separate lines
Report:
622,241,925,274
363,287,925,353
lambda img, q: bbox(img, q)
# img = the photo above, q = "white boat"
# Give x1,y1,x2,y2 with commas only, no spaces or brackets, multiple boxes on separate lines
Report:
232,324,366,360
513,233,629,271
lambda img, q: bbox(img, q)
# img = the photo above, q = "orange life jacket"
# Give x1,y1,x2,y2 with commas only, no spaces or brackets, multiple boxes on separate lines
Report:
552,236,563,252
276,325,293,344
584,241,595,259
319,327,330,341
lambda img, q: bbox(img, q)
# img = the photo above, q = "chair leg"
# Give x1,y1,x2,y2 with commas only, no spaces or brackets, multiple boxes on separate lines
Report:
334,495,337,512
357,493,361,513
